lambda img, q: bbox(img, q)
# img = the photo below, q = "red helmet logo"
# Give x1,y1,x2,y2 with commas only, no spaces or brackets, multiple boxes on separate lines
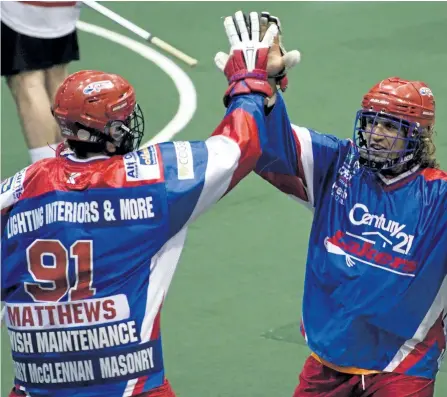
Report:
82,80,115,95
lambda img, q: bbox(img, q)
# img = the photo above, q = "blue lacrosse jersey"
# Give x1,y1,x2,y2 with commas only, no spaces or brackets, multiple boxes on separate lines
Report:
1,94,268,397
256,93,447,379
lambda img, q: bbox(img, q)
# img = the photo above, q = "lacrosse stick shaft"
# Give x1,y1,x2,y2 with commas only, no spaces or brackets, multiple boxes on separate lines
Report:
82,0,198,67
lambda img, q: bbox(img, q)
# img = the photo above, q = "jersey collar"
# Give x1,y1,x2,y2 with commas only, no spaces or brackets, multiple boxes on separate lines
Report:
66,154,110,163
377,164,421,186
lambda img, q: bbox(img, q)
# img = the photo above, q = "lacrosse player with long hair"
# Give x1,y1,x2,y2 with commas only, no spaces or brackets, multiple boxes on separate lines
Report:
216,11,445,397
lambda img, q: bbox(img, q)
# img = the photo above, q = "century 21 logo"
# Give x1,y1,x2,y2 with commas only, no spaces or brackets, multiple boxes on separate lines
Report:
348,203,415,255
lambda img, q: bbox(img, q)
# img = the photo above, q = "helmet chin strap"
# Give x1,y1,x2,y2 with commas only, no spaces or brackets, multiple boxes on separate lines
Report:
358,146,419,176
379,162,410,177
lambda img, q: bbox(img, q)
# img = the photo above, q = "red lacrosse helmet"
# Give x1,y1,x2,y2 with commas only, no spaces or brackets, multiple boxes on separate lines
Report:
354,77,436,172
52,70,144,154
361,77,435,128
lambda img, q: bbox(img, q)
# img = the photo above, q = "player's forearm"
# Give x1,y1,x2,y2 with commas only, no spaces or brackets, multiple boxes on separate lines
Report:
257,92,300,177
255,92,311,202
209,93,267,191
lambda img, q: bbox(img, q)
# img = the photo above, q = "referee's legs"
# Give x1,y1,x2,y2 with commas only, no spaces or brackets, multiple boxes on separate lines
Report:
7,69,61,163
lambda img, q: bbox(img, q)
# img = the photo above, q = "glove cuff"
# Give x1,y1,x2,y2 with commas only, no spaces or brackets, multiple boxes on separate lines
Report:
223,48,270,83
229,69,268,83
223,79,273,107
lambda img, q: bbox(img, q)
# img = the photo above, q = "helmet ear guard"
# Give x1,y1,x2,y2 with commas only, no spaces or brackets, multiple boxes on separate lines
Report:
53,104,145,155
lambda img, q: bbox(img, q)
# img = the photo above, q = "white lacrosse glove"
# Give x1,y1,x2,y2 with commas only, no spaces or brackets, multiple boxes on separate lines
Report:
219,10,279,107
215,12,301,92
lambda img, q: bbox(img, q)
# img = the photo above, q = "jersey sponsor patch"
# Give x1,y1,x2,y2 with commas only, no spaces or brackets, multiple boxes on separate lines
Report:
325,230,417,277
10,338,162,388
323,200,418,277
137,146,157,166
173,141,194,180
12,167,28,199
331,149,360,206
123,147,161,181
1,167,29,209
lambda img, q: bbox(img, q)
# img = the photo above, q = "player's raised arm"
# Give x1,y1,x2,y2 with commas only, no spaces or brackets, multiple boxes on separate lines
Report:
243,12,348,209
259,92,345,209
159,11,280,237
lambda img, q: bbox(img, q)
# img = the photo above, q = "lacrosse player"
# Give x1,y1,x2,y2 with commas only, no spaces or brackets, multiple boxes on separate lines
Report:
1,13,279,397
216,11,445,397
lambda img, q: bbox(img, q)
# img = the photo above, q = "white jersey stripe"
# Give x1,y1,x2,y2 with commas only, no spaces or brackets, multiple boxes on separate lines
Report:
124,227,188,396
291,125,315,207
140,228,187,341
187,135,241,224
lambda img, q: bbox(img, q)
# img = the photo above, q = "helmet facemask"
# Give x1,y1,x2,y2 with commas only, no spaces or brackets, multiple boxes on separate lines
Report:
107,104,145,155
353,110,421,173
